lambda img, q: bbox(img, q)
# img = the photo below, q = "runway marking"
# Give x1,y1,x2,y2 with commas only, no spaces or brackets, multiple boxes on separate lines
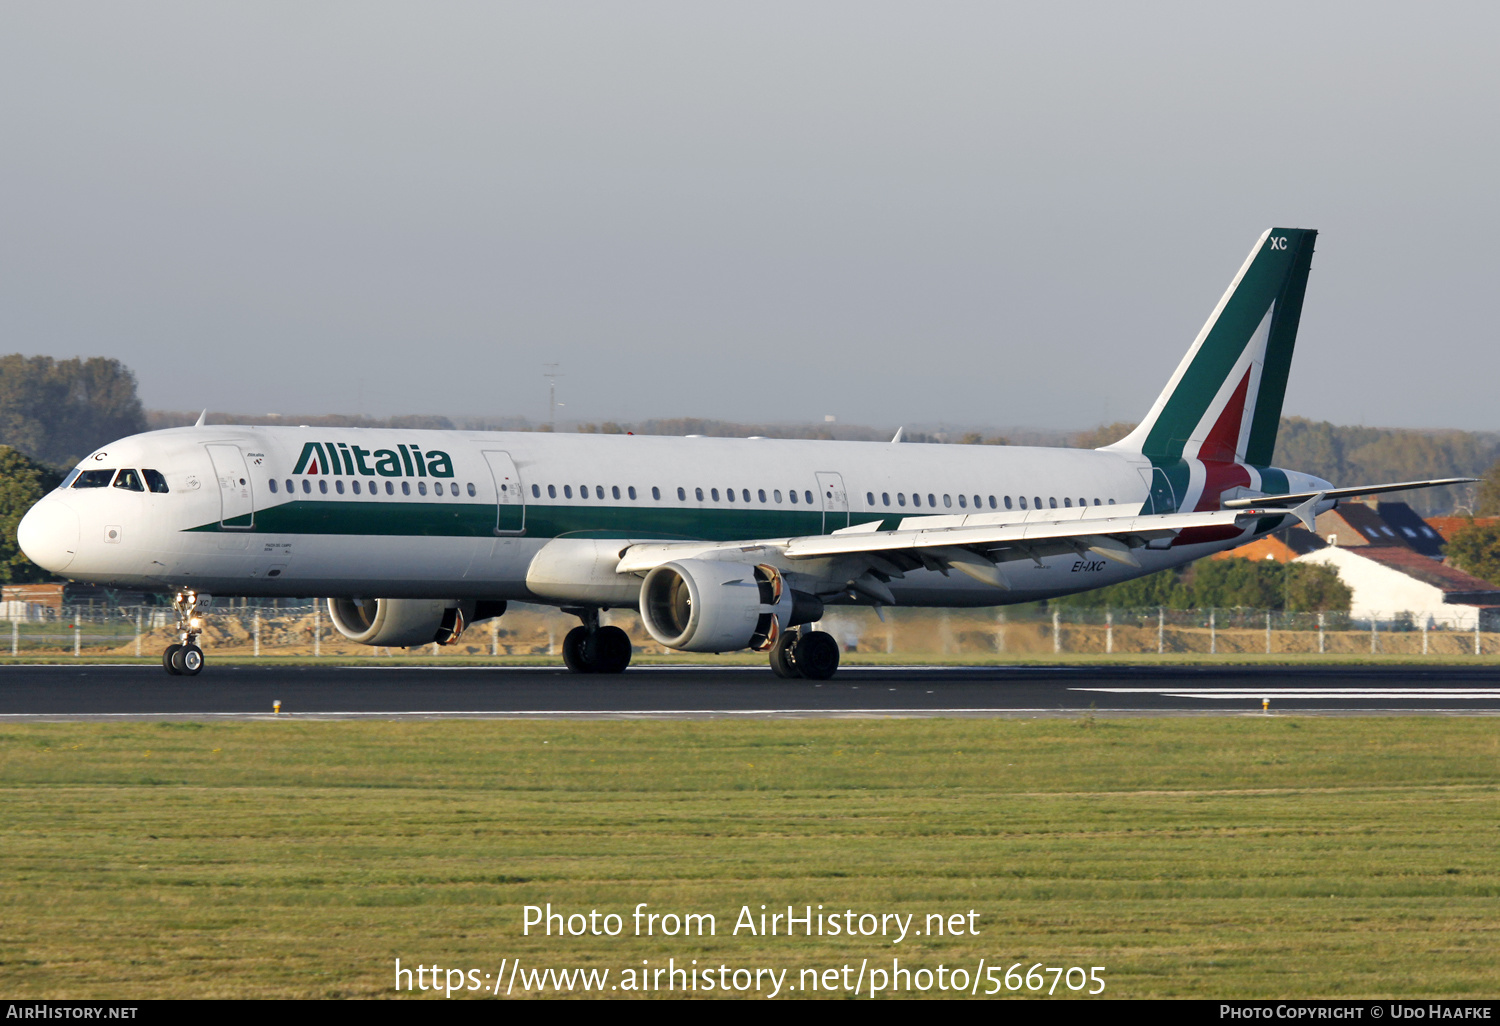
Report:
1073,688,1500,700
0,708,1066,718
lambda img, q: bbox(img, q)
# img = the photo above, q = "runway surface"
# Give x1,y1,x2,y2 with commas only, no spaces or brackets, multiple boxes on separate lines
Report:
3,663,1500,719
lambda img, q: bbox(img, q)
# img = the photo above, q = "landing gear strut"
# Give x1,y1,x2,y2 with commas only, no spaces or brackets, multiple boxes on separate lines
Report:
162,589,208,677
768,627,840,680
560,607,632,674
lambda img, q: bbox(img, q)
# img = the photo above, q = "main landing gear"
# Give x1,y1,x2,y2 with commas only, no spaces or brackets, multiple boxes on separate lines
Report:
162,589,208,677
768,627,840,681
560,607,632,674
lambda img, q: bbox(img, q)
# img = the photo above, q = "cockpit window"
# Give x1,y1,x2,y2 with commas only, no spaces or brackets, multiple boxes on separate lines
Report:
72,469,115,488
113,469,144,492
142,469,169,493
59,469,81,489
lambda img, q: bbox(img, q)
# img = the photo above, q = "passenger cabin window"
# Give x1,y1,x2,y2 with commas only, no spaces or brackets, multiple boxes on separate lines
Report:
467,483,476,497
789,490,798,504
285,479,294,493
696,487,705,501
882,492,890,506
678,487,687,501
73,469,115,488
564,485,573,498
1019,496,1027,509
897,493,906,506
319,480,329,494
805,490,813,504
335,480,345,494
742,489,751,502
773,490,782,502
269,479,278,494
711,488,720,501
142,469,169,493
417,481,427,496
759,489,767,503
1063,497,1072,507
866,492,875,505
1003,496,1011,509
912,493,921,507
596,486,604,499
302,480,312,494
612,486,621,499
532,484,541,498
958,494,967,508
927,493,936,507
353,480,361,495
943,494,952,508
401,481,411,496
628,486,637,500
649,486,658,500
385,481,394,495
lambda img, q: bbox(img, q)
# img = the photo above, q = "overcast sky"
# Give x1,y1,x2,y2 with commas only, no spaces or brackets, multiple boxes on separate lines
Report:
1,2,1496,432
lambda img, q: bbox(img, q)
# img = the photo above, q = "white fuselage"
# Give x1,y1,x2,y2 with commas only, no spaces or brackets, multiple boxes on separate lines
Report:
18,425,1317,607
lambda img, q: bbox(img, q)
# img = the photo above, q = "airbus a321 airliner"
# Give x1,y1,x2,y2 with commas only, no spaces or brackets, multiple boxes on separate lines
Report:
16,229,1470,678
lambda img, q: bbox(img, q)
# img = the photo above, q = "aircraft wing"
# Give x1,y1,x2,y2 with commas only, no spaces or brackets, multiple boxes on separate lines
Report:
1221,477,1475,509
616,502,1304,598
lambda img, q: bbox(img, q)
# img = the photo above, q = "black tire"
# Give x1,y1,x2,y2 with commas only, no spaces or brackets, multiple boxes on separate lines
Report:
175,644,204,676
793,630,840,680
561,626,594,673
769,631,802,678
593,625,632,674
163,644,183,676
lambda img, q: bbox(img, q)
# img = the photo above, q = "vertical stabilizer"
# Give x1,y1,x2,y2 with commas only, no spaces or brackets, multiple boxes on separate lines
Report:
1107,228,1316,465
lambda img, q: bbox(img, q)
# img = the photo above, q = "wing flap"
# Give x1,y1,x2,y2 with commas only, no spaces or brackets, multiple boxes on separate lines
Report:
615,506,1285,575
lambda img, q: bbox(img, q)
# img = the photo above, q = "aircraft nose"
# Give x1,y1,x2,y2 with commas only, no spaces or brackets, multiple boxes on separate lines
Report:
17,499,79,573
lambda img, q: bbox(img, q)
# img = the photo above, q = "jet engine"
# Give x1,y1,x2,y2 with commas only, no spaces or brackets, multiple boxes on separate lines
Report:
639,560,822,653
327,598,506,648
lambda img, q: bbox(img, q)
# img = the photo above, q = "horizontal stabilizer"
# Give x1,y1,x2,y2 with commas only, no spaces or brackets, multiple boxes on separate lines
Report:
1221,478,1476,509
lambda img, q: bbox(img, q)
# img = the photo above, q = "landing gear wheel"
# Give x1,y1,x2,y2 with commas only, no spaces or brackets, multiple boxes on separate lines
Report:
593,625,632,674
562,626,593,673
164,588,211,677
769,631,802,679
172,644,204,676
793,630,840,680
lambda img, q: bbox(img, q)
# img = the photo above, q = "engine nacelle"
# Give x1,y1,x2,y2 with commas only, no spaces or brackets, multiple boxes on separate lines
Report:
327,598,502,648
639,560,822,653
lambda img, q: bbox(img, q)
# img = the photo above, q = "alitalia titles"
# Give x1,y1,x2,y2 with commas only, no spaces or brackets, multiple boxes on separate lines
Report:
293,442,454,479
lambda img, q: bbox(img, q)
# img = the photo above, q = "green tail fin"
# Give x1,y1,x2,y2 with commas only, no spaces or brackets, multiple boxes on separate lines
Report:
1109,228,1317,465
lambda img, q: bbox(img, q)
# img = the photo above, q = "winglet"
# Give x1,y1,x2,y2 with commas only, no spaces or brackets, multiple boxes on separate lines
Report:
193,409,207,428
1290,491,1324,533
890,427,904,443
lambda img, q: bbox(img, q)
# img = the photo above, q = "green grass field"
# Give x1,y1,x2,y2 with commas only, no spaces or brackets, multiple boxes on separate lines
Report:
2,717,1498,999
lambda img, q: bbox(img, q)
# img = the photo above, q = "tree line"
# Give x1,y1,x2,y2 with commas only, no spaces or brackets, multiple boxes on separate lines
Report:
1051,557,1353,613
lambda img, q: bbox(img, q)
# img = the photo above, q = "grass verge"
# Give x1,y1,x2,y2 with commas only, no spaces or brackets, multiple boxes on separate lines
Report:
1,718,1497,999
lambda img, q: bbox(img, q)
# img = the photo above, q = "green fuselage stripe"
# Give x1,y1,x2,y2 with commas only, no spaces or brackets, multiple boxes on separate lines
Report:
187,500,905,541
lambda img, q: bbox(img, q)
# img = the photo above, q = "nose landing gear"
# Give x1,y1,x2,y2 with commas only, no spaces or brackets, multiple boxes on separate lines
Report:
162,589,208,676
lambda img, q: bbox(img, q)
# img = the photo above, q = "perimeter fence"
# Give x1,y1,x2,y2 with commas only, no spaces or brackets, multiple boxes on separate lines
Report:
1,602,1495,659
